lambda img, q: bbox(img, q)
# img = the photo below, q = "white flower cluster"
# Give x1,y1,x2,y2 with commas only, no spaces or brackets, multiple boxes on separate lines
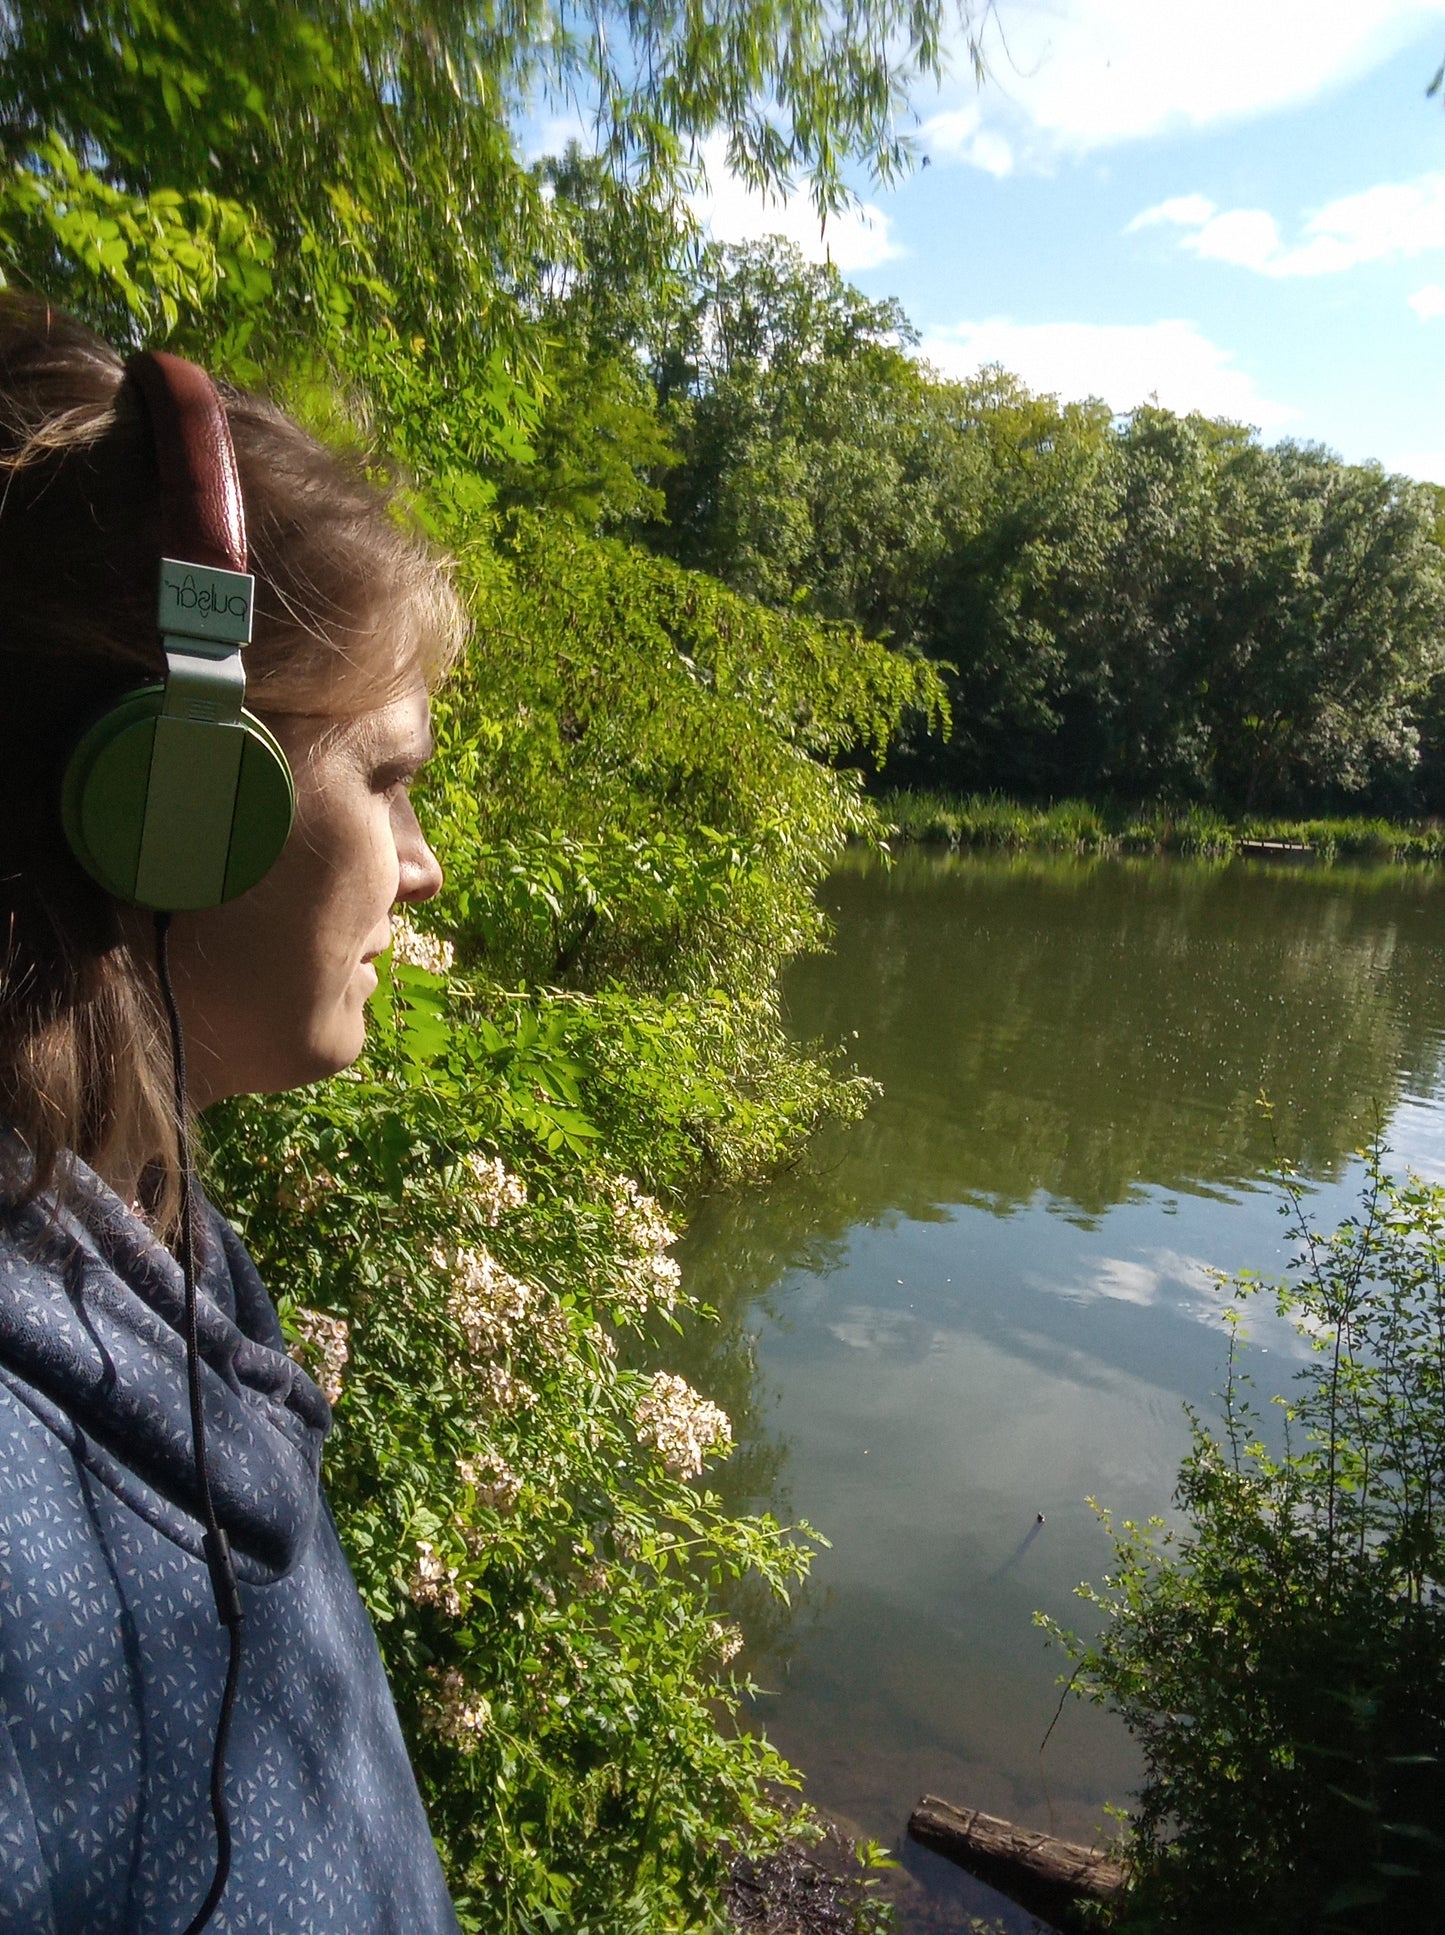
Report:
458,1452,523,1512
425,1667,491,1753
390,915,455,976
610,1177,683,1319
287,1306,350,1405
463,1151,528,1225
433,1243,532,1355
708,1620,744,1667
479,1363,534,1414
410,1539,463,1617
634,1372,732,1481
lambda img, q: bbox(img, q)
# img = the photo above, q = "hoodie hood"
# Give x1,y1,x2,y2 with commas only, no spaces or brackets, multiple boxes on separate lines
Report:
0,1156,330,1583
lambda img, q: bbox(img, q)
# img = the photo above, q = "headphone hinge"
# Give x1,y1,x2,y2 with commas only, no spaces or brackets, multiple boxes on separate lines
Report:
160,640,248,729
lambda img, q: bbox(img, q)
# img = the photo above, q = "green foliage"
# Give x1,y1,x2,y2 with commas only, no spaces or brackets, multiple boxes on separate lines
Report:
0,5,966,1920
922,404,1445,811
0,131,274,342
0,0,988,474
654,239,999,668
653,244,1445,815
205,975,814,1933
189,526,925,1923
1042,1152,1445,1934
430,512,945,995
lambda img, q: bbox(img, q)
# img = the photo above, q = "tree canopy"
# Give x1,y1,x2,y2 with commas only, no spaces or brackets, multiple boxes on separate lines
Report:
647,241,1445,813
0,0,986,467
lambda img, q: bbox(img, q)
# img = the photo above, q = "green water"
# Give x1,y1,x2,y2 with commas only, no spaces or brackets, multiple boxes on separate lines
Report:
676,851,1445,1927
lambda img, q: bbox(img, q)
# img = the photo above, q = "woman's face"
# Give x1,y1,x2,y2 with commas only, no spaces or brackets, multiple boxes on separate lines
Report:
160,677,443,1108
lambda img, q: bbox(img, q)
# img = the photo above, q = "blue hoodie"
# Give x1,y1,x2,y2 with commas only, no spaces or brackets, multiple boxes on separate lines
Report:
0,1158,460,1935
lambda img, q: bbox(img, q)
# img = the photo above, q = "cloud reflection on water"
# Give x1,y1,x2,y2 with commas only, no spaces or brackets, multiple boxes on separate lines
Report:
665,855,1445,1925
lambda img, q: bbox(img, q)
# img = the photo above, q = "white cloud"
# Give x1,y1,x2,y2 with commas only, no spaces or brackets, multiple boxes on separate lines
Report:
919,102,1015,175
1035,1247,1231,1317
916,316,1298,428
1188,209,1286,272
689,137,902,272
1129,193,1217,231
1132,175,1445,276
1410,282,1445,318
929,0,1445,167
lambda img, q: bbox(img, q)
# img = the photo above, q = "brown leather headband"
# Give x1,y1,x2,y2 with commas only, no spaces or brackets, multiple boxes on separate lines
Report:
124,350,248,575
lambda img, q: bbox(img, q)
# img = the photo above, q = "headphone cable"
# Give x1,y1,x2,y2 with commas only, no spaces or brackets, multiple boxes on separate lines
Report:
154,912,244,1935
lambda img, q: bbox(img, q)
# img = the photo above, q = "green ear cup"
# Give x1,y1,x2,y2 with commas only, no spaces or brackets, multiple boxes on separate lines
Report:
61,687,295,911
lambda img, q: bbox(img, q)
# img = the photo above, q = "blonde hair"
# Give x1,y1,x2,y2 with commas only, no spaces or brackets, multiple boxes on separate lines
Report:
0,293,466,1232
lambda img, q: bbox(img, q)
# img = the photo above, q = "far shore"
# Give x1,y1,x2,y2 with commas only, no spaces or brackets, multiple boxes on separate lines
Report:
876,790,1445,864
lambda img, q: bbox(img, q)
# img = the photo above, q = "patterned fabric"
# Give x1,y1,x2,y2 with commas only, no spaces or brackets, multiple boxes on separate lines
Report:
0,1159,459,1934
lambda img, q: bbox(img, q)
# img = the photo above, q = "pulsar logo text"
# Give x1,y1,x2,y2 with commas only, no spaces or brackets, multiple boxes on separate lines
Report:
162,572,250,621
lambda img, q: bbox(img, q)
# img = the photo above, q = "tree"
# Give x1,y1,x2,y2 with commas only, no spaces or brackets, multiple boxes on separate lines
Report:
1,0,989,472
910,399,1445,808
1046,1156,1445,1933
656,238,986,648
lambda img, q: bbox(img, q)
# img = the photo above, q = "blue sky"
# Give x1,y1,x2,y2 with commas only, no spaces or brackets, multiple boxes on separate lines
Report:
692,1,1445,482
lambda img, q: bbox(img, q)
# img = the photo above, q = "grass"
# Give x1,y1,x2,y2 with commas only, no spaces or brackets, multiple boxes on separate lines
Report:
878,790,1445,864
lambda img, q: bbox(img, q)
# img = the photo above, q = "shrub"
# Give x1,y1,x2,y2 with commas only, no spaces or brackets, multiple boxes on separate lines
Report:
1043,1151,1445,1934
199,518,930,1930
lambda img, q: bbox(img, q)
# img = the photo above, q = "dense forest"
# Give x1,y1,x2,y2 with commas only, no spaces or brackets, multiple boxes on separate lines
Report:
514,233,1445,815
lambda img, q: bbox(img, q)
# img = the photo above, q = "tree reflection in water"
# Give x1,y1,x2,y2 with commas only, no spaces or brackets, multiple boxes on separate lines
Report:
638,852,1445,1927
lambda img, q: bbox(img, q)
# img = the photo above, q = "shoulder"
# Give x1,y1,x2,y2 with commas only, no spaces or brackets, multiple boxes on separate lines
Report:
201,1202,287,1352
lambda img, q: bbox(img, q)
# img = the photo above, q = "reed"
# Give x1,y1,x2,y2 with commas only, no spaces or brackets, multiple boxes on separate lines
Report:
879,791,1445,863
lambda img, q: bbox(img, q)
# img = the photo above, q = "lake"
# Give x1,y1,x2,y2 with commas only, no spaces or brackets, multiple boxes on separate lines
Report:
673,849,1445,1929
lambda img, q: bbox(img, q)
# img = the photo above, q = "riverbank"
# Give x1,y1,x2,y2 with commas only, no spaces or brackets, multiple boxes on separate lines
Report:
728,1821,1012,1935
877,790,1445,863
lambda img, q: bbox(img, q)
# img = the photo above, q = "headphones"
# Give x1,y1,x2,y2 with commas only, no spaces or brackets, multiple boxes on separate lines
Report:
60,350,295,911
57,350,297,1934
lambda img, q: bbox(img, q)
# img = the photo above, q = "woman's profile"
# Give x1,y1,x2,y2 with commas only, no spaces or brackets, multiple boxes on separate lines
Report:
0,292,464,1932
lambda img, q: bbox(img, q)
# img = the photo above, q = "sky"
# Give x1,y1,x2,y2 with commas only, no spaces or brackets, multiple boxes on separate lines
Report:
691,0,1445,482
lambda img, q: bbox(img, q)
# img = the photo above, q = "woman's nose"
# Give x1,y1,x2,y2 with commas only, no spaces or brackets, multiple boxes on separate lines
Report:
394,796,444,903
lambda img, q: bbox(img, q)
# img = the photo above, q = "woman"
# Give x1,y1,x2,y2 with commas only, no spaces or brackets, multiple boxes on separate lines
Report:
0,294,463,1932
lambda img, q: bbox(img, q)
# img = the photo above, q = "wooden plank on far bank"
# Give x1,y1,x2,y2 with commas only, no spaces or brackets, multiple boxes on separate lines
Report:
907,1795,1127,1933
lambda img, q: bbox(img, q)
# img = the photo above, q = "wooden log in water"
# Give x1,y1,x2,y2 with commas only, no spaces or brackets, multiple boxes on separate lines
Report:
907,1795,1127,1933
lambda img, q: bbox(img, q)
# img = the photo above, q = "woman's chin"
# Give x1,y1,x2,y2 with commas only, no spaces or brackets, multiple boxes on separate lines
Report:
285,1015,370,1091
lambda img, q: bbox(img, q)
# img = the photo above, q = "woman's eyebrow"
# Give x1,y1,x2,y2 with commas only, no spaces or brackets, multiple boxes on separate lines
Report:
369,724,434,776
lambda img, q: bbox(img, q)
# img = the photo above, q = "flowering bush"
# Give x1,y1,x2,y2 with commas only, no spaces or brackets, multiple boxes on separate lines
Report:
286,1305,350,1405
199,540,917,1927
635,1372,733,1481
210,1009,814,1932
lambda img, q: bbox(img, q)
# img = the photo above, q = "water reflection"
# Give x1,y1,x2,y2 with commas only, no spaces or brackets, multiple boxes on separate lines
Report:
670,854,1445,1931
790,851,1445,1220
